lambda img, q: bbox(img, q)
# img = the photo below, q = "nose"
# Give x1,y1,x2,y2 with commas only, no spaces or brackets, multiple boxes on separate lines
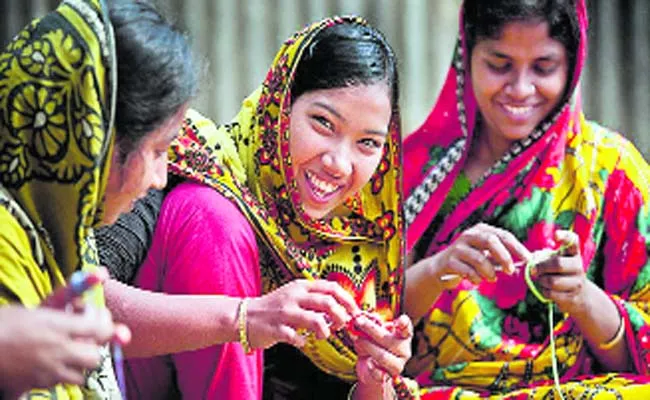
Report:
151,156,168,190
321,145,352,178
505,71,535,99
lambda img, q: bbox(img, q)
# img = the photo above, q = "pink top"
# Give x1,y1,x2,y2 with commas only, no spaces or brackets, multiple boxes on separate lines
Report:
125,181,263,400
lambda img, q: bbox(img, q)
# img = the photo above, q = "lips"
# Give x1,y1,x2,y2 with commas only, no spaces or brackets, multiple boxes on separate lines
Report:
499,102,540,123
304,170,343,203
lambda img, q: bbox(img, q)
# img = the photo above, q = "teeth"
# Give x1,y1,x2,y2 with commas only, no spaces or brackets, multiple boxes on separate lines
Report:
306,171,339,195
504,105,533,115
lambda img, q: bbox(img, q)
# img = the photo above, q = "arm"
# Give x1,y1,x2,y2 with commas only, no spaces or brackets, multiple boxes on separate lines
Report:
538,142,650,372
105,279,240,357
107,182,359,358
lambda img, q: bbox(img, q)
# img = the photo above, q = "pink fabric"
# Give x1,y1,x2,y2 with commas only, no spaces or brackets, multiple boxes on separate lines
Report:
125,182,263,400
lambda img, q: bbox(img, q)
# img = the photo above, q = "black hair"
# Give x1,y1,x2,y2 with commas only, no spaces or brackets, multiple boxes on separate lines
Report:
464,0,580,78
291,22,399,119
108,0,198,152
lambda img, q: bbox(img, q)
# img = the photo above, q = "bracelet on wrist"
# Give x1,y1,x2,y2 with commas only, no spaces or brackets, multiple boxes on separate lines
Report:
598,313,625,351
237,298,253,355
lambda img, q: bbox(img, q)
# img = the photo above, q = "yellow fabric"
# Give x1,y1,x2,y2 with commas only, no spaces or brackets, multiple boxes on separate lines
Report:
168,16,404,382
0,0,119,398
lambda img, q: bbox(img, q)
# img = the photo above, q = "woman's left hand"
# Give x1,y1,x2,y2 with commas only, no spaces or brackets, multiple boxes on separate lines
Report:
535,230,591,315
351,313,412,397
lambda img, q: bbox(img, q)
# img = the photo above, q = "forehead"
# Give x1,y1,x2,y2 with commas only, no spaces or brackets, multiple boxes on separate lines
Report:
476,20,566,57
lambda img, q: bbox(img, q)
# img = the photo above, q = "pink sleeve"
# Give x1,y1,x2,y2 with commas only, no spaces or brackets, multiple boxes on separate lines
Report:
136,181,263,400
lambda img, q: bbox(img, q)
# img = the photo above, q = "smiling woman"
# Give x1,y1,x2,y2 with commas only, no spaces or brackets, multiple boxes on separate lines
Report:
403,0,650,398
98,16,417,400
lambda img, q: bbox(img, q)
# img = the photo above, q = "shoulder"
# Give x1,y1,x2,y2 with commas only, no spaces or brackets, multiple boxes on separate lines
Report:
162,181,253,228
156,181,258,255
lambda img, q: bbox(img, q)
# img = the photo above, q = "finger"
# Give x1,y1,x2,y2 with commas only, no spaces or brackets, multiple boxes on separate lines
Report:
354,339,404,377
62,341,103,371
112,323,132,346
487,226,532,262
535,254,582,276
288,309,331,340
455,243,496,282
465,229,515,274
54,365,87,386
447,258,482,285
353,315,410,360
297,293,351,330
538,275,582,293
307,280,360,317
392,315,413,340
276,325,307,348
555,230,580,256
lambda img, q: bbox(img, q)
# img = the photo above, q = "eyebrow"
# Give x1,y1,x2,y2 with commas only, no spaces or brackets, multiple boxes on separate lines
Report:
488,49,560,62
313,101,389,136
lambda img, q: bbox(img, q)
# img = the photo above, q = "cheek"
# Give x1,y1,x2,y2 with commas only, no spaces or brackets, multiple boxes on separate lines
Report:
289,125,325,166
353,153,383,191
540,77,568,106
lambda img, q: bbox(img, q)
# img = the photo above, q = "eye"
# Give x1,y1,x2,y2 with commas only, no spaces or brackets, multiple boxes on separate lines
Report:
487,61,511,73
533,62,558,76
359,138,383,151
312,115,334,132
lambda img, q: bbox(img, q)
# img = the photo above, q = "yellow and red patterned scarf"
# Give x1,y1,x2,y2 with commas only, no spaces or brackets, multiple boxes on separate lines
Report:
0,0,120,397
167,17,404,383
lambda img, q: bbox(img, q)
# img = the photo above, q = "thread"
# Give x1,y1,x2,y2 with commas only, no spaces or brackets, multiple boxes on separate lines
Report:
523,243,571,400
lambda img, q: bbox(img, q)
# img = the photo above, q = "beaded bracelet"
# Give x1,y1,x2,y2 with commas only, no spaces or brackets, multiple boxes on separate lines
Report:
237,298,253,355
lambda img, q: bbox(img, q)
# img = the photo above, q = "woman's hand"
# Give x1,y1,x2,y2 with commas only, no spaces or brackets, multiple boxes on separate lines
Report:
0,305,129,399
351,314,413,399
534,230,589,315
43,267,131,346
426,223,531,288
246,279,360,349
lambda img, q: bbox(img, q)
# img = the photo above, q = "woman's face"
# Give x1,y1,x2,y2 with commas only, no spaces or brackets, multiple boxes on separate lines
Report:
102,105,188,225
289,83,392,220
470,20,569,143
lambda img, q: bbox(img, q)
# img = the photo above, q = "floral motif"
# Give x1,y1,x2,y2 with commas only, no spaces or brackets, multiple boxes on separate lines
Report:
0,142,30,187
10,85,67,161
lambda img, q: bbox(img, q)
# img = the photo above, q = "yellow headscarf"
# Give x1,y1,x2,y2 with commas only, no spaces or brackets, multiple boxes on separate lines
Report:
168,16,404,381
0,0,119,397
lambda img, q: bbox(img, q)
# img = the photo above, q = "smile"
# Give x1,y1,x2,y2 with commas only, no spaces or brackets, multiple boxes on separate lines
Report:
305,170,342,201
502,104,534,116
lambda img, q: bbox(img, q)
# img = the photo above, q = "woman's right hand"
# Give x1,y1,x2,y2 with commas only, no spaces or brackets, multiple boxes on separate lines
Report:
246,279,360,349
426,223,531,288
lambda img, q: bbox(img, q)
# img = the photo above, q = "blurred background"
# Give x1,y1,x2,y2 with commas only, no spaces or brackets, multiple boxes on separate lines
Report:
1,0,648,157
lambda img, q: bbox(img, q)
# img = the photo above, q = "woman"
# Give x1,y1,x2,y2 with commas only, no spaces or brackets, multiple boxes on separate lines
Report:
403,0,650,398
0,0,197,397
99,17,416,400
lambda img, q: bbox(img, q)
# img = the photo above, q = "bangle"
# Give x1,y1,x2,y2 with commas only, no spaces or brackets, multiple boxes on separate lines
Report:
598,314,625,351
237,298,253,354
347,382,358,400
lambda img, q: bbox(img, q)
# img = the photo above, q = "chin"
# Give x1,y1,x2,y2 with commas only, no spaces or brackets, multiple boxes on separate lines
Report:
303,207,332,220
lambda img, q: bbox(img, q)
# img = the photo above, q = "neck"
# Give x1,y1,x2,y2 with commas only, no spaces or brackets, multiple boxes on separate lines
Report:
471,124,513,166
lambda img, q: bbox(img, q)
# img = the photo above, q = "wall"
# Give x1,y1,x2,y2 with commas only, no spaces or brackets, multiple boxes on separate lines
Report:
2,0,648,156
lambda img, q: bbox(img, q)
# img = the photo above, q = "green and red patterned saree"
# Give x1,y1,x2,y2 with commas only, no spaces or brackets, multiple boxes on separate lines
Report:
403,0,650,398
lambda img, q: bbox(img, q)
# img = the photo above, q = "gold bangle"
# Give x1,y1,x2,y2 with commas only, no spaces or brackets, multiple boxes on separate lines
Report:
598,314,625,351
237,298,253,354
